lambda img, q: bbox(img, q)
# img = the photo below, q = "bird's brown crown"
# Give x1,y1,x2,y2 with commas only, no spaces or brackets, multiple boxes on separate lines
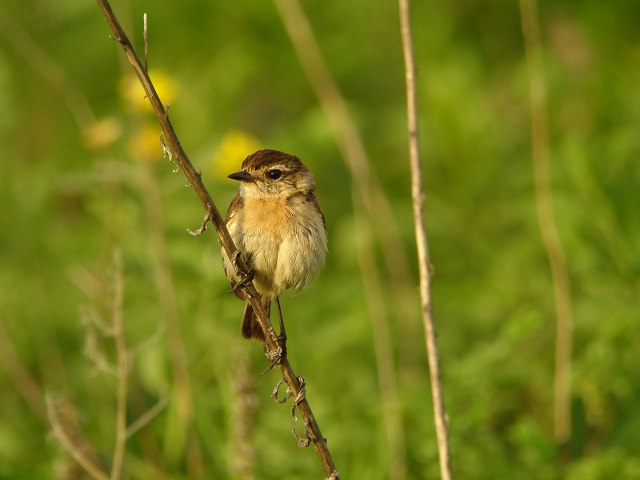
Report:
242,149,306,174
237,149,315,197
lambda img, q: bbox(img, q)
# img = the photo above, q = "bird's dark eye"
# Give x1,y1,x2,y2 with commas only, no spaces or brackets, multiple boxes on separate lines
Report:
267,169,282,180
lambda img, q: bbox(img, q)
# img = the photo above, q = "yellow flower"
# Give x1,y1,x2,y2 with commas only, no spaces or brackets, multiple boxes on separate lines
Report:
212,130,262,180
83,117,123,150
119,69,178,112
128,123,162,162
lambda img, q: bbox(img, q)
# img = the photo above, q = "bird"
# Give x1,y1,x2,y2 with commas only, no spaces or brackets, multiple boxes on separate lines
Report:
222,149,328,343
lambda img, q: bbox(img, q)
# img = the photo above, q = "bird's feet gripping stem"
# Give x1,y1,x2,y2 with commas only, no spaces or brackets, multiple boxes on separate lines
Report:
230,250,255,298
261,332,287,375
261,296,288,373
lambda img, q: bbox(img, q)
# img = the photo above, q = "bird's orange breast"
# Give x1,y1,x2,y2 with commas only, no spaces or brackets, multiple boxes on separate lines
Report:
242,197,290,241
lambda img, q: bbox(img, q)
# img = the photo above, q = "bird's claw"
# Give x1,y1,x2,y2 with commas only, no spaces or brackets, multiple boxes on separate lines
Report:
230,270,255,295
228,250,255,297
260,333,287,375
231,249,243,269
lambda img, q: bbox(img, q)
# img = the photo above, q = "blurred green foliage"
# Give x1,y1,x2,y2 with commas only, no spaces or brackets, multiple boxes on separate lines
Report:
1,0,639,478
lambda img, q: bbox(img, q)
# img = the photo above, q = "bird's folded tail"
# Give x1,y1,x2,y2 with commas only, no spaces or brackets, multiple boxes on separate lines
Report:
241,300,270,341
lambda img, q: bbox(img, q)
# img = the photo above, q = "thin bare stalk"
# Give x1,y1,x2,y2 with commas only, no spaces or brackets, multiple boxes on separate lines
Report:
95,2,339,476
46,395,110,480
273,2,408,476
398,0,452,479
139,157,203,475
2,6,179,472
230,349,258,480
141,161,204,474
519,0,574,444
272,0,417,334
353,195,406,480
0,315,47,421
126,396,168,439
110,252,128,480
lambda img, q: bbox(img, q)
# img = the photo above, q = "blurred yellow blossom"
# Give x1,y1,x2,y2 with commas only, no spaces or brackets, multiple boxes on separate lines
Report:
83,117,123,150
128,123,162,162
119,69,178,112
212,130,262,180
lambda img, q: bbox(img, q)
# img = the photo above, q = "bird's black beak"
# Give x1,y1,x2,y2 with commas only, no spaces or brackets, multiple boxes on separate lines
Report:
227,170,254,182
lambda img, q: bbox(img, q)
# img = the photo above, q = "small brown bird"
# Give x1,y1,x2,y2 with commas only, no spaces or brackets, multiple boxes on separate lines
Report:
222,149,328,341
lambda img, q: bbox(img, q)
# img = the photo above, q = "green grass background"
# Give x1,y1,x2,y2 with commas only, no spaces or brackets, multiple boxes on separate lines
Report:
1,0,639,478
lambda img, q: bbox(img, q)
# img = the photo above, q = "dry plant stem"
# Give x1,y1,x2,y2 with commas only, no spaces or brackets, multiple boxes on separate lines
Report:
95,1,339,477
273,0,416,330
230,349,257,479
353,195,406,480
140,160,203,475
46,396,109,480
96,0,267,338
273,1,407,476
0,316,47,421
2,6,174,473
141,165,192,411
126,396,168,439
134,13,203,473
398,1,453,479
519,0,573,444
111,253,128,480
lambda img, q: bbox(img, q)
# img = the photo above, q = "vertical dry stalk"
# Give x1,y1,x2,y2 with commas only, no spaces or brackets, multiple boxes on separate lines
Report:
519,0,574,444
110,252,128,480
2,6,178,474
272,0,417,331
60,261,171,479
230,349,258,479
397,0,453,479
353,196,406,480
140,156,204,476
95,1,339,477
120,9,203,472
140,164,192,412
273,2,408,476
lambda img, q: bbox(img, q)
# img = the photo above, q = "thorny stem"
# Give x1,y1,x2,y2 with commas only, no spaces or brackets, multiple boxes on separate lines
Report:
95,1,339,477
398,0,453,479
